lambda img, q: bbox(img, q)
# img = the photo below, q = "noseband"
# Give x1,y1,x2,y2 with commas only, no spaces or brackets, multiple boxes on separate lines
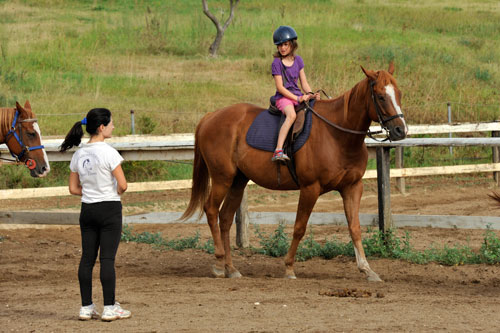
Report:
5,109,45,162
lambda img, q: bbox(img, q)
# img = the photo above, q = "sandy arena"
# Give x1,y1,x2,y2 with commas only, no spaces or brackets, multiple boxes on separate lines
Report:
1,176,500,332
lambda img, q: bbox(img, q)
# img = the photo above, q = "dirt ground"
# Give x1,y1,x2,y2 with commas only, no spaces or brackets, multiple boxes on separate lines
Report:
2,175,500,332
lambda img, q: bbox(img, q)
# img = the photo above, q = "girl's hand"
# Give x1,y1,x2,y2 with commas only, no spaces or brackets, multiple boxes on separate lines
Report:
314,92,321,100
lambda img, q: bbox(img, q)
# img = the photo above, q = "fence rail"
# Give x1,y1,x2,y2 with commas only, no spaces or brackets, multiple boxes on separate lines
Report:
1,122,500,243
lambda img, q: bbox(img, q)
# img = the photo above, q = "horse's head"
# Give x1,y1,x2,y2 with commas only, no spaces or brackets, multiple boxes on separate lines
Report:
361,63,408,141
5,101,50,177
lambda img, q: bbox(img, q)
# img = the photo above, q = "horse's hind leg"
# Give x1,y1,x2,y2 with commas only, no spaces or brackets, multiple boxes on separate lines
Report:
341,181,382,282
218,172,249,278
204,181,233,278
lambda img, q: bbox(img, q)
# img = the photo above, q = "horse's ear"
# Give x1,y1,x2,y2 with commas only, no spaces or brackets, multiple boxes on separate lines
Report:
15,101,29,117
360,65,377,81
24,100,32,110
15,101,24,112
388,62,395,75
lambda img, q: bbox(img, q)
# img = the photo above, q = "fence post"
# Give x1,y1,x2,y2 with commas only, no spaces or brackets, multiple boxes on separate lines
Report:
130,110,135,135
493,131,500,186
235,187,249,248
395,147,405,194
376,147,393,232
447,102,453,155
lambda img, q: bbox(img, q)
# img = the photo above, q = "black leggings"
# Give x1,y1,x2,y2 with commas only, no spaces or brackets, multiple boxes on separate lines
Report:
78,201,122,306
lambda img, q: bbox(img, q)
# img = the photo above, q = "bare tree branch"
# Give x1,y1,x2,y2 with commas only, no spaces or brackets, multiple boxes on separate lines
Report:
202,0,240,57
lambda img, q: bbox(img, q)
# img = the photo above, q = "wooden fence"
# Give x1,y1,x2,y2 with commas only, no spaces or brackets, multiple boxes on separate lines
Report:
1,122,500,244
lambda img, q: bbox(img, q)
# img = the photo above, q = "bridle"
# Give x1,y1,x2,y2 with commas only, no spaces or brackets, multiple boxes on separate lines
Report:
3,109,44,169
306,80,404,141
368,80,404,140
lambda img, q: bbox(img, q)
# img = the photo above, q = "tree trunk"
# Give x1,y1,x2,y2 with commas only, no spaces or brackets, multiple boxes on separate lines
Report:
202,0,240,57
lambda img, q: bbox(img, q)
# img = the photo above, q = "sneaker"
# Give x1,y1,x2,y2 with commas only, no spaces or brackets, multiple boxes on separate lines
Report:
79,303,100,321
101,302,131,322
271,149,290,162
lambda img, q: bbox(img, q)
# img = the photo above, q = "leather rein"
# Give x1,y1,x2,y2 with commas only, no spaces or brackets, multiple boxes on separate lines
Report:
306,81,404,141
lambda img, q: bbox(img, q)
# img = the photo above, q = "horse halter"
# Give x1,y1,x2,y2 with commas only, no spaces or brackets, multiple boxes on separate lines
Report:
4,109,44,168
368,80,405,140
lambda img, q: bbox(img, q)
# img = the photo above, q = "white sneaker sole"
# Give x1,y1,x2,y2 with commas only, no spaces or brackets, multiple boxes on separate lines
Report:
79,314,99,321
101,313,131,322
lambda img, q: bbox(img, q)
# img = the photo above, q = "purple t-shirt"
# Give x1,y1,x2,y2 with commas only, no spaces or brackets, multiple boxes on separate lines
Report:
271,55,304,100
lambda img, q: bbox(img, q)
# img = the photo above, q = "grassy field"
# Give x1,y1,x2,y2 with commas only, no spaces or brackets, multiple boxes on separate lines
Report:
1,0,499,134
0,0,499,188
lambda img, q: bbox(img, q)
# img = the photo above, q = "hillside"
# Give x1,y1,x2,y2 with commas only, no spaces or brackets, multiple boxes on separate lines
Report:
0,0,498,136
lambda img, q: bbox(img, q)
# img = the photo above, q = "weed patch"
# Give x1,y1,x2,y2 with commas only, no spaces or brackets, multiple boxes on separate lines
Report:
122,223,500,266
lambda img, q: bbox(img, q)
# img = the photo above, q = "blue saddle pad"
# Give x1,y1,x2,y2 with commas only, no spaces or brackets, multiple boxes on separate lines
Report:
246,104,313,154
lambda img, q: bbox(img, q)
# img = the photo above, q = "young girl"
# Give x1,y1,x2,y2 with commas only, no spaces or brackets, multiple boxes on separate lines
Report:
271,25,319,161
60,108,131,322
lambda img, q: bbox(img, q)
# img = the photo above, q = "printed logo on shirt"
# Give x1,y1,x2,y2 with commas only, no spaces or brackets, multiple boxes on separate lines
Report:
80,153,99,176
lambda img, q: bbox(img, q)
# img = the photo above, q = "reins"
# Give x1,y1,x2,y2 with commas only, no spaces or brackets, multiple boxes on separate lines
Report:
305,81,403,141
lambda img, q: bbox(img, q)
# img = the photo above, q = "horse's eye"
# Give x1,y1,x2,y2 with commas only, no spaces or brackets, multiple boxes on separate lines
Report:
378,95,385,101
27,132,37,138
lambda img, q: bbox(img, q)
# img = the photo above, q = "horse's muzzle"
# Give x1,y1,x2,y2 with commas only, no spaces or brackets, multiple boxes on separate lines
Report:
29,162,50,178
389,125,407,141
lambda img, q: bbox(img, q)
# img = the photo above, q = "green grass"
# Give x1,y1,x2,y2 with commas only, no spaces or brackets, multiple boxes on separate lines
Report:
1,0,499,188
0,0,498,135
121,223,500,266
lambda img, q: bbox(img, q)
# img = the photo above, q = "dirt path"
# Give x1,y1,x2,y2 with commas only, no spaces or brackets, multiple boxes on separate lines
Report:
2,224,500,332
1,175,500,331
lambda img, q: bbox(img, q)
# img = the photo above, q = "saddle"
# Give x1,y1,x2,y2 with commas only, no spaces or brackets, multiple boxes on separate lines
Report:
245,97,316,186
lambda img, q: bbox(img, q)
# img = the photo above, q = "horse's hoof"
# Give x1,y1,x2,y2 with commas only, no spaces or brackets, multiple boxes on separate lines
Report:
211,265,225,278
285,274,297,279
226,270,242,279
367,272,383,282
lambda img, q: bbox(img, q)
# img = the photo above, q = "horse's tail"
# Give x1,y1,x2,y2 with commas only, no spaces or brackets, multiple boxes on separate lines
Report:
179,127,210,221
489,191,500,206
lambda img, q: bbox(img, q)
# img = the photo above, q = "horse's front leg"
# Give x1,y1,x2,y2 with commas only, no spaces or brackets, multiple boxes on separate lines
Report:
284,184,320,279
341,181,383,282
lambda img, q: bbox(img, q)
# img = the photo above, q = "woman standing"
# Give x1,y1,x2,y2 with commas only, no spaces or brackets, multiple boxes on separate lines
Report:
60,108,131,321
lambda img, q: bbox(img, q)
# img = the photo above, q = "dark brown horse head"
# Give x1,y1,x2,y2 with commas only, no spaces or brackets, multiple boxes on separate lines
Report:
361,63,408,141
4,101,50,177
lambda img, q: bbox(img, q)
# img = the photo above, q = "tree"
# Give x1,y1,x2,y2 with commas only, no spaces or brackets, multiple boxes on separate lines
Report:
202,0,240,57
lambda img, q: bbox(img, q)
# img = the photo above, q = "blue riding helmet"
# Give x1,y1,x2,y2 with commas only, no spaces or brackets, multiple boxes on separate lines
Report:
273,25,298,45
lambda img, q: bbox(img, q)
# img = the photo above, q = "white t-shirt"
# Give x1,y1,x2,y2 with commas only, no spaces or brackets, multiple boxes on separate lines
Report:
70,142,124,204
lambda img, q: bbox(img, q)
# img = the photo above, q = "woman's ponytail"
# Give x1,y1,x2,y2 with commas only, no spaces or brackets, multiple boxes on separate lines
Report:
59,108,111,152
59,120,85,152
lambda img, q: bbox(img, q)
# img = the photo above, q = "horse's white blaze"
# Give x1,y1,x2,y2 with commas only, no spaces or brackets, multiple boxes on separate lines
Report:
385,84,408,134
33,122,50,176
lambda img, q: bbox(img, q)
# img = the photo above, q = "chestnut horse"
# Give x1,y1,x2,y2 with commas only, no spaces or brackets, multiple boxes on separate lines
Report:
0,101,50,177
181,63,407,281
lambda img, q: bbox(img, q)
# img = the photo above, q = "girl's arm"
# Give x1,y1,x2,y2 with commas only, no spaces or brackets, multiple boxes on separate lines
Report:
299,69,321,100
299,69,314,95
112,164,128,195
274,75,308,102
69,172,82,196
